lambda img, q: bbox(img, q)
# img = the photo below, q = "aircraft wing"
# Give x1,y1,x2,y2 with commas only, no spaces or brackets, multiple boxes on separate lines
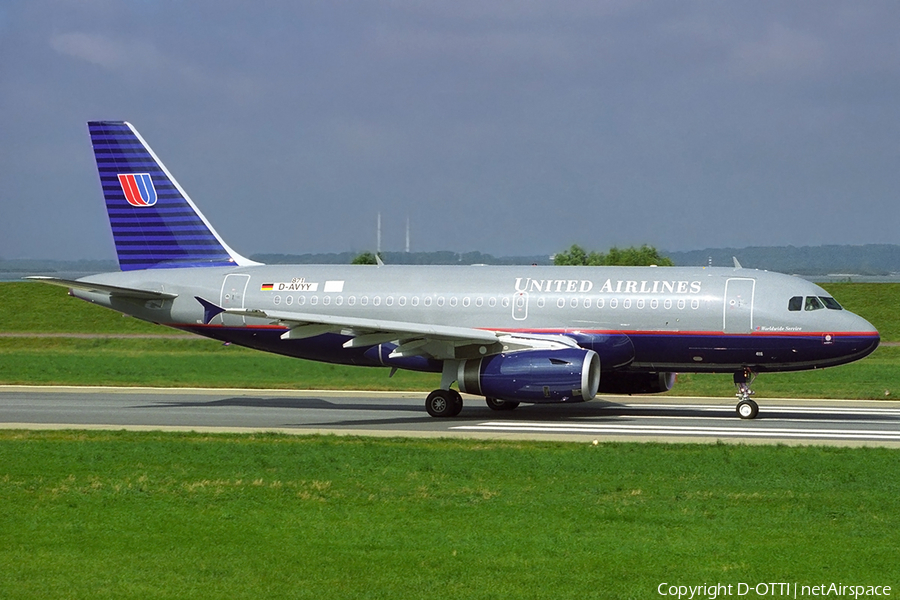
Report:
199,299,577,360
26,276,178,300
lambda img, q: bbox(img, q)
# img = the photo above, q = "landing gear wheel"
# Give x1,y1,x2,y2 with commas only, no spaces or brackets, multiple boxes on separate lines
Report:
736,399,759,420
426,390,462,418
449,389,464,417
485,397,520,411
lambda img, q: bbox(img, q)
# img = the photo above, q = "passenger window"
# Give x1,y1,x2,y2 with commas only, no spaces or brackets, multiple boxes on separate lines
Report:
804,296,825,311
788,296,802,311
820,296,843,310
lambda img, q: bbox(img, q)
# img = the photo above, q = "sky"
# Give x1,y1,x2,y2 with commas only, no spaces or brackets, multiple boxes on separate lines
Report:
2,1,899,261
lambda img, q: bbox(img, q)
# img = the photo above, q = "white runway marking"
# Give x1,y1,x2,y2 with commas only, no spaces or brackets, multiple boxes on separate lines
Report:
452,421,900,441
618,403,900,417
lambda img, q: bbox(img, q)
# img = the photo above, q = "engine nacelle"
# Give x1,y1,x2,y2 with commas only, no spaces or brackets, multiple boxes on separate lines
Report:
457,348,601,403
597,372,675,395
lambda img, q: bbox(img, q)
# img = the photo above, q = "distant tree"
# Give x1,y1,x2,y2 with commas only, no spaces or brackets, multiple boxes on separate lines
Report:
554,244,674,266
351,251,379,265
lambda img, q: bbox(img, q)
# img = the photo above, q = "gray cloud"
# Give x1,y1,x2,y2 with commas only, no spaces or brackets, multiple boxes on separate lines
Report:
2,0,899,261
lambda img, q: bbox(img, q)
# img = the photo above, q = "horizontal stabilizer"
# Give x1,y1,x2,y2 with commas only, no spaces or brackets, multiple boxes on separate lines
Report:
194,296,226,325
26,276,178,300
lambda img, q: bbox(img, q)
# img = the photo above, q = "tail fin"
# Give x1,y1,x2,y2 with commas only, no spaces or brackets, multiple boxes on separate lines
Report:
87,121,260,271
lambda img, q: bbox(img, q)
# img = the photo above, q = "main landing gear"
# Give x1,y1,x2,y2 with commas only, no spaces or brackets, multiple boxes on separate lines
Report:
485,397,520,412
424,391,523,417
425,389,463,417
734,367,759,419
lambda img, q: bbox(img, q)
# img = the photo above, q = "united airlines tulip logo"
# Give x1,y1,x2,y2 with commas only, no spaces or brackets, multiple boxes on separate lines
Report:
118,173,157,207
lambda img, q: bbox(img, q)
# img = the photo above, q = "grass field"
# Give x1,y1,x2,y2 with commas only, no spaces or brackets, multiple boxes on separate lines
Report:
2,286,899,598
2,431,898,599
1,282,898,398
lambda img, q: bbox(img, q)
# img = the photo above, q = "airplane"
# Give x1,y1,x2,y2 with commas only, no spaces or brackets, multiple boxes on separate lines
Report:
28,121,880,420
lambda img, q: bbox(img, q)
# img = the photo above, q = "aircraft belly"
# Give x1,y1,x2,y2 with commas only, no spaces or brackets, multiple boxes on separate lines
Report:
629,333,879,373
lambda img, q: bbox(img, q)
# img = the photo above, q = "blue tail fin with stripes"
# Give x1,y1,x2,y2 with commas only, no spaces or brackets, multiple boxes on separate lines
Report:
88,121,258,271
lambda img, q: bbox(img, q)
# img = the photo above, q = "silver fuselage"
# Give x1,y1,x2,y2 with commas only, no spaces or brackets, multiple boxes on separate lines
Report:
72,264,879,374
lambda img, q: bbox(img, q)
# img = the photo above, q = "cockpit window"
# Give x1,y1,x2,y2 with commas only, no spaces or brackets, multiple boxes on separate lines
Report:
788,296,802,311
804,296,825,311
819,296,843,310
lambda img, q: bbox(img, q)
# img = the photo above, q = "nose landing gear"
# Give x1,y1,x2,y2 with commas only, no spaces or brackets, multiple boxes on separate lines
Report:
734,367,759,419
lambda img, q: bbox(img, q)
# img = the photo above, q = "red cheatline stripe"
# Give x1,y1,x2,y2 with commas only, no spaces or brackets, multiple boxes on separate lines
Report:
118,174,146,206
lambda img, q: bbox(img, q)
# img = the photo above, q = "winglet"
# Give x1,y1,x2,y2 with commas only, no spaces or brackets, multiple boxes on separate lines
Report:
195,296,226,325
733,257,743,269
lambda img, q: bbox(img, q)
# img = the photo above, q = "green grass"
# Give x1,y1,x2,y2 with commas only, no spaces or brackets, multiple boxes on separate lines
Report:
0,282,186,335
820,283,900,343
1,431,898,599
0,338,438,390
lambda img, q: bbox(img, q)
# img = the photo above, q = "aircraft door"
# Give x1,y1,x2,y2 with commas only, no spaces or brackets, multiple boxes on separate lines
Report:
219,274,250,326
512,292,529,321
723,278,755,333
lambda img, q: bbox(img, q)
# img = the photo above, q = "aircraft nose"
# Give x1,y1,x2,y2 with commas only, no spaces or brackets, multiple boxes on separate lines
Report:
845,312,880,356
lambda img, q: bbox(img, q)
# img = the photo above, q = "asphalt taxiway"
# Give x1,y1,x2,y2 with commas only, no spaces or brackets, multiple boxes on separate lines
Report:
2,386,900,446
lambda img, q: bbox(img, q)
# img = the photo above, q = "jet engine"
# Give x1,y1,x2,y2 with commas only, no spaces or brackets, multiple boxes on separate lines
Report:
596,372,675,394
457,348,601,403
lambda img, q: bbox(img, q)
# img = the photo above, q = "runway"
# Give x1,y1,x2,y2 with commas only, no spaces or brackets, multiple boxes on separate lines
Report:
2,386,900,446
7,386,900,447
